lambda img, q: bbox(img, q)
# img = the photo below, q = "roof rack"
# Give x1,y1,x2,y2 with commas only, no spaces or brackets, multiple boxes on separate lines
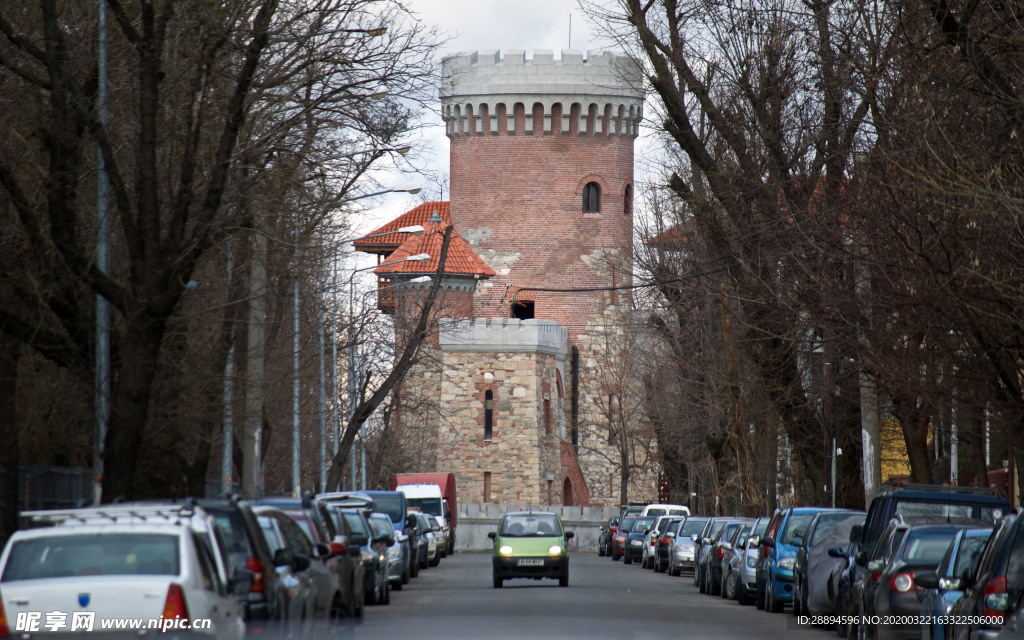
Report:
881,481,1004,496
22,503,199,526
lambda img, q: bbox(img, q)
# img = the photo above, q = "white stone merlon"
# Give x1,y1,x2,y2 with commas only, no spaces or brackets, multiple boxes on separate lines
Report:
439,318,568,358
440,49,645,139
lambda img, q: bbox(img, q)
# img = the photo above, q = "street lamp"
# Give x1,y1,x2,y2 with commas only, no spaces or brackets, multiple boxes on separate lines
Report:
339,145,411,159
276,26,387,43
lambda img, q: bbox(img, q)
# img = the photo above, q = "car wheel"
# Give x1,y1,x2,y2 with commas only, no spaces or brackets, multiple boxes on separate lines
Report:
756,580,766,610
624,555,632,565
383,580,390,605
329,594,344,620
669,565,679,577
559,575,568,587
792,580,802,617
768,576,783,613
392,576,402,591
493,575,503,588
429,553,440,567
856,603,872,640
710,572,721,596
598,544,606,557
612,552,621,561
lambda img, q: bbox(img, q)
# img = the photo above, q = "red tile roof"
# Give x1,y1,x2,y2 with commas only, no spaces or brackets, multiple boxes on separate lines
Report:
353,202,450,255
373,218,496,279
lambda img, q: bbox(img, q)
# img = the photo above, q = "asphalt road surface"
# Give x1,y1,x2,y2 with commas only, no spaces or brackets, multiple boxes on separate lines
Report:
346,552,836,640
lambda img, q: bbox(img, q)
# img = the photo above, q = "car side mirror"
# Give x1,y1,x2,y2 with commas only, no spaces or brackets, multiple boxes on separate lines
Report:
691,535,699,542
398,534,408,543
828,547,845,559
854,551,868,567
432,525,440,532
666,532,675,538
643,528,651,534
722,542,732,551
487,532,497,540
293,553,311,572
565,531,575,540
600,526,607,531
760,537,775,548
867,559,885,573
747,536,759,547
849,524,863,545
228,568,254,595
350,533,369,547
914,571,940,589
702,537,713,545
939,577,961,590
273,548,296,567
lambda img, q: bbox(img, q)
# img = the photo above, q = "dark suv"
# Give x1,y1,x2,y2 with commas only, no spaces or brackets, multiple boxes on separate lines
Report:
948,509,1024,640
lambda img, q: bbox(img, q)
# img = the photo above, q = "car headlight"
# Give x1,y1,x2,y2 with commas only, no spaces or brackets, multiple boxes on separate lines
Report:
778,557,795,570
746,556,757,568
388,546,401,559
548,545,562,555
499,545,514,555
631,540,642,546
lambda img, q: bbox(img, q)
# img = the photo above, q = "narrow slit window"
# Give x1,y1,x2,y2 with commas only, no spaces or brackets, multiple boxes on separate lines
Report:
624,184,633,215
544,397,552,435
582,182,601,212
484,390,494,440
484,472,492,503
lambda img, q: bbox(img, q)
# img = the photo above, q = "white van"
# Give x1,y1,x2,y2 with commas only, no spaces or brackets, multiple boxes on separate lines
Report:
641,503,691,518
396,484,451,555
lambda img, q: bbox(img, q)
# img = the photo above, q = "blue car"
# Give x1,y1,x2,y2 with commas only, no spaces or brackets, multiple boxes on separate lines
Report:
917,527,993,640
757,507,838,613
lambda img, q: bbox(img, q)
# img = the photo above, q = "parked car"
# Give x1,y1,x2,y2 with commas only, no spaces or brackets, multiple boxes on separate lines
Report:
395,482,455,556
430,515,448,560
310,493,371,617
757,507,835,613
391,473,458,555
14,504,248,640
696,517,739,591
620,504,647,519
916,526,994,640
612,516,636,561
736,517,771,605
653,517,685,573
706,519,752,595
667,516,708,576
598,516,620,557
855,516,968,640
947,509,1024,640
489,511,574,588
796,515,865,621
642,515,677,569
623,516,657,565
997,604,1024,639
792,510,864,616
364,490,415,583
340,507,390,606
838,486,1009,638
720,521,755,599
640,504,691,518
409,510,439,569
370,513,407,592
252,506,323,625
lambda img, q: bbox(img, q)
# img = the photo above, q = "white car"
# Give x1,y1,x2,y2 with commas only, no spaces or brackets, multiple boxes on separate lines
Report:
641,504,691,518
641,515,677,569
3,505,247,640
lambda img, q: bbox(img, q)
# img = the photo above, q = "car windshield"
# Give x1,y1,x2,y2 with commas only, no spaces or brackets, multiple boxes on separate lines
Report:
733,525,752,544
618,517,636,533
368,493,404,525
647,509,666,517
632,517,656,533
809,514,853,546
2,533,180,581
499,514,562,537
406,498,443,517
953,534,991,578
894,501,973,519
781,514,816,545
901,529,958,565
754,520,769,537
207,507,252,569
679,519,708,537
372,515,396,536
666,521,682,535
717,523,741,543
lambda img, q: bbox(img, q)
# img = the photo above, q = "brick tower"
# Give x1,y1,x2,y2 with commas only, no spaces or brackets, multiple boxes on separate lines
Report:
440,49,642,337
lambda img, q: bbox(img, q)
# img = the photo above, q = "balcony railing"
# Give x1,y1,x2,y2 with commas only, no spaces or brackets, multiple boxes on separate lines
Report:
377,277,395,313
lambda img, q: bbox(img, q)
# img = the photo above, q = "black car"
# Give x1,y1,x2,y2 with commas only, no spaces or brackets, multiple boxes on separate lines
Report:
719,521,755,599
623,515,657,565
792,510,864,617
707,520,751,595
408,511,436,570
341,507,391,606
252,506,325,624
947,509,1024,640
598,516,620,557
696,517,740,592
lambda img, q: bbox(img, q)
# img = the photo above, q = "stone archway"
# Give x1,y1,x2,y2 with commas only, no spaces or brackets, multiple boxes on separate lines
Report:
562,477,575,506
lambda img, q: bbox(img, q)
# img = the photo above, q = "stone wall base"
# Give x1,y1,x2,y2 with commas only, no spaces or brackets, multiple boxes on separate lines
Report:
455,503,619,552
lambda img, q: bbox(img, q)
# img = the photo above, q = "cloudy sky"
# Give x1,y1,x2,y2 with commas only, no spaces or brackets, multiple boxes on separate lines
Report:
348,0,622,273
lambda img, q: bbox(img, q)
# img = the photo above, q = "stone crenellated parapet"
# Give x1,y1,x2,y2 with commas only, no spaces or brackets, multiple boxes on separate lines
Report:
440,49,644,139
439,318,568,358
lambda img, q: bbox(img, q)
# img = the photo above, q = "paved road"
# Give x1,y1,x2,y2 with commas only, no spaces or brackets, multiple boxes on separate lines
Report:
347,552,837,639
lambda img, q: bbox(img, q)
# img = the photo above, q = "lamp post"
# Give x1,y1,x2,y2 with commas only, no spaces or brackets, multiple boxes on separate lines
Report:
94,0,110,506
345,254,429,489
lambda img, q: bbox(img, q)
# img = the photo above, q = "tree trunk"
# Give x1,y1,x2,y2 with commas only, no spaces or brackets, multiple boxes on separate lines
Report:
0,334,20,538
102,313,167,501
971,405,988,487
893,392,934,484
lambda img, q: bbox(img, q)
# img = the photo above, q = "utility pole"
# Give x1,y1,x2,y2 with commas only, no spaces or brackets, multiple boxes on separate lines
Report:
243,221,267,499
292,207,301,497
332,256,341,461
318,265,328,492
831,438,837,508
93,0,110,506
222,239,236,495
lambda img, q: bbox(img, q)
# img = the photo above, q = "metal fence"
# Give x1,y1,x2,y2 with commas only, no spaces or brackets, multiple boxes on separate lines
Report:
0,465,94,540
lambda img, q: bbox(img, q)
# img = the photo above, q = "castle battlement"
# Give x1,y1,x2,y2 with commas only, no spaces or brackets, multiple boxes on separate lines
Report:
440,49,643,139
439,318,568,357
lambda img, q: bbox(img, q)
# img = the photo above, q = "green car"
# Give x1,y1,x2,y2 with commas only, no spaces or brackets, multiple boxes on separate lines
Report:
488,511,574,588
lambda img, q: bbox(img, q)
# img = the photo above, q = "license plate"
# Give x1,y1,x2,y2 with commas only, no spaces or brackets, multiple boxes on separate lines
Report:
517,559,544,566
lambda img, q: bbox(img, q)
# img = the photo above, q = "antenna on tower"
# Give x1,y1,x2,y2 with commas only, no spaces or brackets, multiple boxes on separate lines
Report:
568,14,571,49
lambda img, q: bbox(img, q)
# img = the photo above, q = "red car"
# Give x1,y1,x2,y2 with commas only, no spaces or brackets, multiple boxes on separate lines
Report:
612,516,636,561
599,516,620,557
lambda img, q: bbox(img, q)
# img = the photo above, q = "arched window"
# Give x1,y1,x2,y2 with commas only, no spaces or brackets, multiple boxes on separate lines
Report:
484,390,493,440
582,181,601,212
624,184,633,215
